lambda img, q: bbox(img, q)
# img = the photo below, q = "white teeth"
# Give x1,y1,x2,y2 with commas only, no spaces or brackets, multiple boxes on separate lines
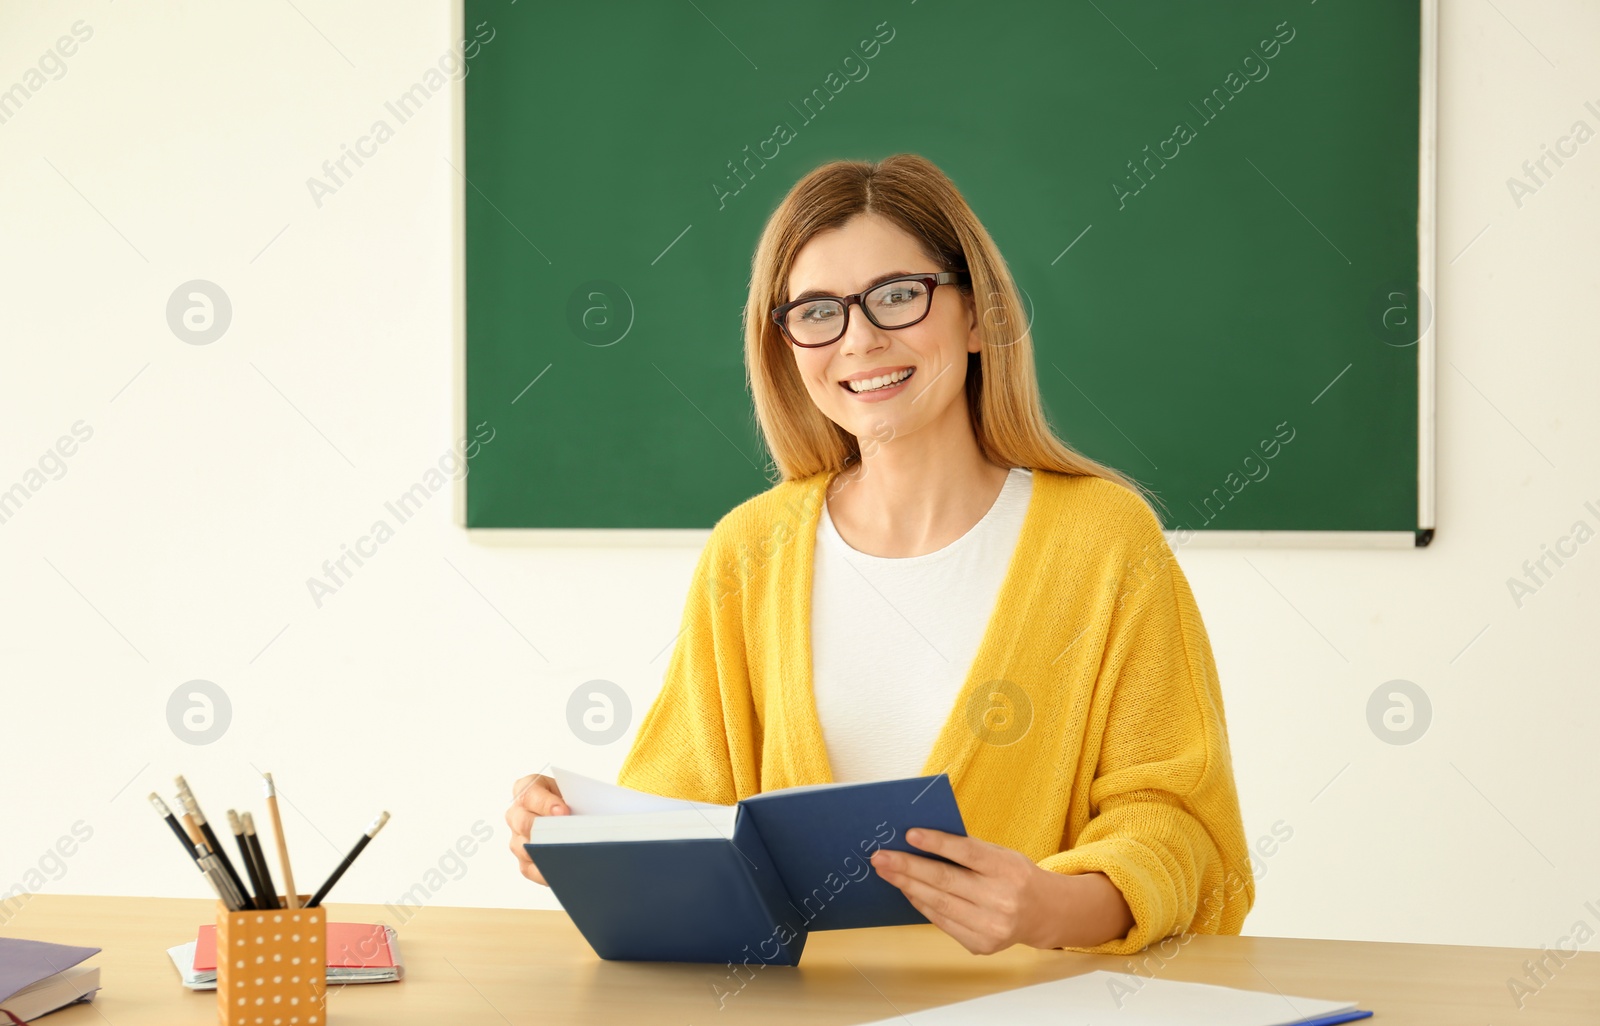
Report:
845,368,912,393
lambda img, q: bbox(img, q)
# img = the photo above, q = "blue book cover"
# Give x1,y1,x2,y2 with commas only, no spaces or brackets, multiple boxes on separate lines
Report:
526,773,967,964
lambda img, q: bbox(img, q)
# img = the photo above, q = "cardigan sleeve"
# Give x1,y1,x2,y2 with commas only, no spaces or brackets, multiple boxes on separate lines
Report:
1037,539,1254,955
613,530,744,806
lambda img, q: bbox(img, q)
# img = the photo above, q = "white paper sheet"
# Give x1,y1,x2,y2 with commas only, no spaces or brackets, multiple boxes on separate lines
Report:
847,969,1359,1026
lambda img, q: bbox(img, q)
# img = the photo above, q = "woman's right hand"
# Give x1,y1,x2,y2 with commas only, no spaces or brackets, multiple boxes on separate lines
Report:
507,771,569,886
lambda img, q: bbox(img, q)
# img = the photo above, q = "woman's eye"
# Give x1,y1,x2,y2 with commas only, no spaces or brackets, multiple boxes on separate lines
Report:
875,285,923,307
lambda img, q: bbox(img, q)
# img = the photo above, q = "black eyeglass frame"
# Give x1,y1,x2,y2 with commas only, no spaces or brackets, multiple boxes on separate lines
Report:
770,270,971,348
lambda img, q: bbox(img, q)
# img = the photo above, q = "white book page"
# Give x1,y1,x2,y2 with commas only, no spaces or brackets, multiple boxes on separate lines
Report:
550,766,731,816
762,781,857,795
848,970,1357,1026
531,807,738,844
6,964,102,1019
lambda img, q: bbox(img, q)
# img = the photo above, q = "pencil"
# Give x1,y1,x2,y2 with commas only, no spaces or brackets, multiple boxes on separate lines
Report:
261,772,300,909
181,809,203,848
241,812,279,910
176,776,255,912
147,793,199,864
307,811,389,908
184,822,246,912
192,848,236,908
227,809,269,911
179,805,239,906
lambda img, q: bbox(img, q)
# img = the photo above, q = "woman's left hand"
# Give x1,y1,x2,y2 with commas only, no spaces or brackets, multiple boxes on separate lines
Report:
869,828,1060,954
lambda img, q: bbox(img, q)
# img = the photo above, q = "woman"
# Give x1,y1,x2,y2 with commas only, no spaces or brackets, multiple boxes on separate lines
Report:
508,153,1254,956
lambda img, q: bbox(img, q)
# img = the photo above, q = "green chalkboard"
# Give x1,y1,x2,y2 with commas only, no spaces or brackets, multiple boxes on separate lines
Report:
464,0,1426,536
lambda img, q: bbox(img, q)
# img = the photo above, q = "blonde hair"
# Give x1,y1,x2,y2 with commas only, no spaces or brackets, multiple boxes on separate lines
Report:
742,153,1163,517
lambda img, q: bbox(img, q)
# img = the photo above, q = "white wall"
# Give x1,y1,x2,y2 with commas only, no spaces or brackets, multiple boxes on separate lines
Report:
1,1,1595,952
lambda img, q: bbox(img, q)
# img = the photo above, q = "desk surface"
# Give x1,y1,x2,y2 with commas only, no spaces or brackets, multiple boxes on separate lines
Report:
3,895,1596,1024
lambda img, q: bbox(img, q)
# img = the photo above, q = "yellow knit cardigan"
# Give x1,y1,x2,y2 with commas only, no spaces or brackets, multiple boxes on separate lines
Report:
615,468,1255,955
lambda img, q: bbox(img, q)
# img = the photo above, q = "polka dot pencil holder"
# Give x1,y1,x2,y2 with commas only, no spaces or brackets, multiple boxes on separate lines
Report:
215,897,328,1026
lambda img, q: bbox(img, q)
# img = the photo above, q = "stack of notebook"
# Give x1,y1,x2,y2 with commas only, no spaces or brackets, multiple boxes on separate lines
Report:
166,922,404,990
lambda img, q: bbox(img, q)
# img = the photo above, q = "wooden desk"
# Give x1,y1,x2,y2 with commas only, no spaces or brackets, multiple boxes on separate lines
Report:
3,895,1596,1024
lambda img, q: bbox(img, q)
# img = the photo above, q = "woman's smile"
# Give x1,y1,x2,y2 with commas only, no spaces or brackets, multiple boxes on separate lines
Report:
839,366,915,400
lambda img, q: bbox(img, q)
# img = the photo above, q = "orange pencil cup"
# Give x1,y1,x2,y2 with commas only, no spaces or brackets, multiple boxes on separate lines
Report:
215,898,327,1026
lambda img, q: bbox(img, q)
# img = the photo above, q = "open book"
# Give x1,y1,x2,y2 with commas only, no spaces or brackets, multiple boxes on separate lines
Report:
525,768,967,965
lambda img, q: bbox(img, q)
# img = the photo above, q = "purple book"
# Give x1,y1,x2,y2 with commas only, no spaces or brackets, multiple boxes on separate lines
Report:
0,937,101,1020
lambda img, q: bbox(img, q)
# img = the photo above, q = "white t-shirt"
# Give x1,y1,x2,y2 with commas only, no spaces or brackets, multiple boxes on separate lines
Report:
810,467,1034,782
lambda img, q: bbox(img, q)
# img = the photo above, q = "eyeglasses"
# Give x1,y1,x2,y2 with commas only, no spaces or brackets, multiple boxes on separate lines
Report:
771,271,970,348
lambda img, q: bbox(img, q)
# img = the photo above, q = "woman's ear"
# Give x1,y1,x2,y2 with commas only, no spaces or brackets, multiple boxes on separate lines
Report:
965,290,983,354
